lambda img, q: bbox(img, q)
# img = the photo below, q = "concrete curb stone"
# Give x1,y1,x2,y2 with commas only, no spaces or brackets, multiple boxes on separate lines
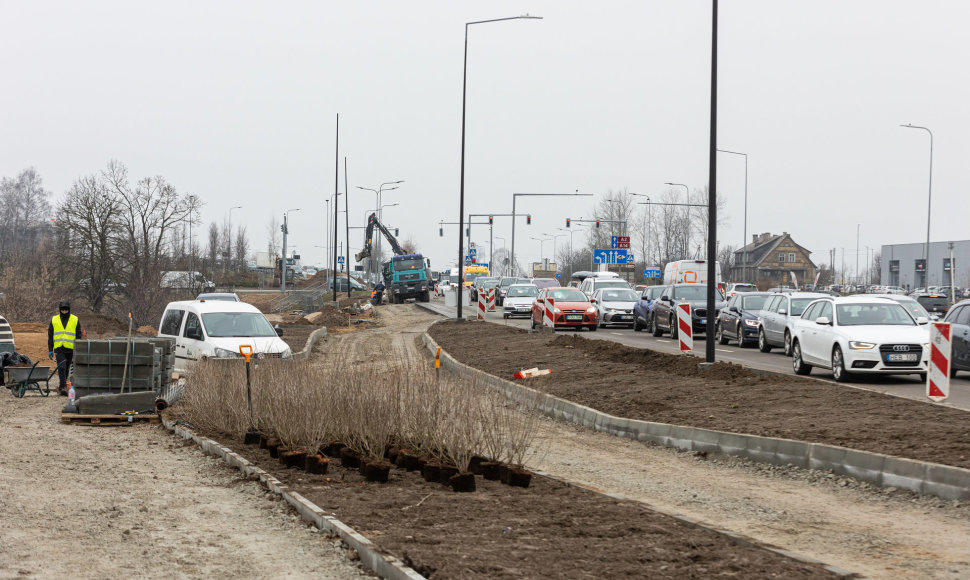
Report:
163,417,425,580
420,323,970,501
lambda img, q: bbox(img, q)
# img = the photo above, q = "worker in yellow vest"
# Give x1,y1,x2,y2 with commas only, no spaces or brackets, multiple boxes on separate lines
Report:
47,301,85,396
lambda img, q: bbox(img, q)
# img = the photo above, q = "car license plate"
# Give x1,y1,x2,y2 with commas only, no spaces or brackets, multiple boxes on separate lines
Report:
698,319,705,325
886,353,919,362
566,315,583,321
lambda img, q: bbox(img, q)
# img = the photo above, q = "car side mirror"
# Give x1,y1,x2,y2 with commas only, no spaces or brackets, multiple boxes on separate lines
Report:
915,316,929,325
275,325,283,337
729,306,739,313
778,309,788,316
590,299,597,304
815,316,831,325
660,296,669,302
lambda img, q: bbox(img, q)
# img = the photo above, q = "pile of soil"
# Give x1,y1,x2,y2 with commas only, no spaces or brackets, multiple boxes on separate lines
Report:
429,320,970,470
205,433,841,579
278,324,316,353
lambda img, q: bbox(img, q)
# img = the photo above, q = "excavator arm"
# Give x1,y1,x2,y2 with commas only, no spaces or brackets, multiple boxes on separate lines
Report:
355,212,405,262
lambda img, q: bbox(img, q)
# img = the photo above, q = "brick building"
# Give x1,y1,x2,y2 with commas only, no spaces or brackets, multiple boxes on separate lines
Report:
732,232,817,287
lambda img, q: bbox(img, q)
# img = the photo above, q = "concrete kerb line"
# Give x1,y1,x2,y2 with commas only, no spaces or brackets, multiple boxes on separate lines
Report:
294,326,328,361
162,417,425,580
420,322,970,502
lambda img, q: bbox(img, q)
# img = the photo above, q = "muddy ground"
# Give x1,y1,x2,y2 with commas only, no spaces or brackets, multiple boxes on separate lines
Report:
181,306,846,579
428,320,970,470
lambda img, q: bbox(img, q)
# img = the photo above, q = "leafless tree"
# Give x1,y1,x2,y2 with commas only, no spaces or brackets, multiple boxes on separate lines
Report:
220,220,232,270
717,244,735,281
207,222,219,270
266,215,280,256
0,167,53,258
234,226,249,271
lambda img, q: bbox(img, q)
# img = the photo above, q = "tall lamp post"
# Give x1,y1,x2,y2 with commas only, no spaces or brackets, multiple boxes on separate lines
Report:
717,149,747,281
900,123,933,288
542,232,566,270
664,182,691,257
225,205,241,271
356,181,403,281
281,208,300,293
458,15,542,319
530,236,551,265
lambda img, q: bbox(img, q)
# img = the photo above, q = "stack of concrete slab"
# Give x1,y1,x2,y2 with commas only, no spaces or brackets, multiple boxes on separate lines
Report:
116,336,176,386
72,339,162,396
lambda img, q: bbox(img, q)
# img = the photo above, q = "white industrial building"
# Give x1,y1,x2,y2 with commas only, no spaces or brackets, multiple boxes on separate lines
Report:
881,240,970,290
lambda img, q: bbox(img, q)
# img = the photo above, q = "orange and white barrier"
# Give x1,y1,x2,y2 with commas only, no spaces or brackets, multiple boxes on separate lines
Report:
487,288,496,311
543,297,556,328
677,302,692,352
927,322,951,402
477,289,486,320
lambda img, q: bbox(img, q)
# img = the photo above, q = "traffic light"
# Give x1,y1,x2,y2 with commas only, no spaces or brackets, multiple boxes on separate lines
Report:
471,257,476,263
566,218,570,228
526,214,531,225
488,215,493,225
595,219,600,228
439,227,443,237
395,228,399,236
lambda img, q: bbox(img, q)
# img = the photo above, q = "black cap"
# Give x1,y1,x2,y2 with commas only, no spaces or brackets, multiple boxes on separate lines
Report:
59,301,70,310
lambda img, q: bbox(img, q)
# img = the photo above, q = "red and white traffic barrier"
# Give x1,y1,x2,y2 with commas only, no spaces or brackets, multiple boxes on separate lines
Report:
677,302,692,352
543,297,556,328
477,289,486,320
487,288,496,311
927,321,951,402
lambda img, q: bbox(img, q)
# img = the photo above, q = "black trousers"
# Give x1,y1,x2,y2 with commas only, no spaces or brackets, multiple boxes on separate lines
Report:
54,348,73,391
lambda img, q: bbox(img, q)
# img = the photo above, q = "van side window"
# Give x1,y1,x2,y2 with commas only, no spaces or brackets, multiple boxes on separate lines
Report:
160,309,184,336
183,312,204,339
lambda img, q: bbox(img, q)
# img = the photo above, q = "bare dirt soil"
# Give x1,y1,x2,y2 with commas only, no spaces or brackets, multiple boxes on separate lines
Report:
191,305,847,579
429,320,970,470
0,387,369,579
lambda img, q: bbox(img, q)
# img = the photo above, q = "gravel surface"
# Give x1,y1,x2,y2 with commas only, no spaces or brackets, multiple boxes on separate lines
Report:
0,388,369,579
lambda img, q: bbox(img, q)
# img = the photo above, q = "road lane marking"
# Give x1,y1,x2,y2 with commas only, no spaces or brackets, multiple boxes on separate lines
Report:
611,332,624,336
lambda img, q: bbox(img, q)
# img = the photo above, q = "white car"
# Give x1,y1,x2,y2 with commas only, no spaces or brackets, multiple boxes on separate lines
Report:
757,292,829,355
790,296,929,382
591,287,638,328
502,283,538,319
158,300,292,375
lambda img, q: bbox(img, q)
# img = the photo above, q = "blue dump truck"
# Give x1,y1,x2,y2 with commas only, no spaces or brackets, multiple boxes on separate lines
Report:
355,213,432,303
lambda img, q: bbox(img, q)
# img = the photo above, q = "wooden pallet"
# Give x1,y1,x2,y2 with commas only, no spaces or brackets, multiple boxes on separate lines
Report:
61,413,160,425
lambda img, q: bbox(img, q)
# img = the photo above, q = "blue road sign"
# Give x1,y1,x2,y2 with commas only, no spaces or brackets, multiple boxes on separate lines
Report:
464,257,472,265
610,236,618,249
337,256,345,264
555,273,561,279
643,268,662,278
469,248,477,256
593,248,628,264
627,253,635,262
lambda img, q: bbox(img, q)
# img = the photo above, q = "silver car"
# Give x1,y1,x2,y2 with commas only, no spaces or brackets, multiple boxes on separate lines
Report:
757,292,829,355
502,283,538,319
591,287,638,328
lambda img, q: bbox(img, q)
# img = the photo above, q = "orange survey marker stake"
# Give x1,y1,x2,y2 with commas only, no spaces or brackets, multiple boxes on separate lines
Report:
513,367,552,380
435,347,441,369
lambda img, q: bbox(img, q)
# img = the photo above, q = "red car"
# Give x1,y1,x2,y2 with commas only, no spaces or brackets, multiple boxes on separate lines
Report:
531,287,599,331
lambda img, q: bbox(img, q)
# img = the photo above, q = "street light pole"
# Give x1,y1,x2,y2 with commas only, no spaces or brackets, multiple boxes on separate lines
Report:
543,233,566,270
530,236,551,265
717,149,747,281
856,223,860,286
356,181,403,281
665,182,691,257
458,15,542,319
281,208,300,293
900,123,933,288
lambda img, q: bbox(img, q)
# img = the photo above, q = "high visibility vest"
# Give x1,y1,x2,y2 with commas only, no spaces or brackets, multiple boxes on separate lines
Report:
52,314,78,350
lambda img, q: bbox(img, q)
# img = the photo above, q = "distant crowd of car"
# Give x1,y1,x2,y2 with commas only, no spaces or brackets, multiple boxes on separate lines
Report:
449,273,970,383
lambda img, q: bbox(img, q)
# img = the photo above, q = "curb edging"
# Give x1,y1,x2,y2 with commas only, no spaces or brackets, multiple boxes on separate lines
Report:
162,417,425,580
294,326,328,361
421,326,970,501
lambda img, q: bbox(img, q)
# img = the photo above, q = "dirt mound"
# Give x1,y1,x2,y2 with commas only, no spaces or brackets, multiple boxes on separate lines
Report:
137,325,157,335
10,323,46,333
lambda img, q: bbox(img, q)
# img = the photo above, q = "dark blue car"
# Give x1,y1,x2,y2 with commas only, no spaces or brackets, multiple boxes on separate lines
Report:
716,292,772,347
633,286,666,332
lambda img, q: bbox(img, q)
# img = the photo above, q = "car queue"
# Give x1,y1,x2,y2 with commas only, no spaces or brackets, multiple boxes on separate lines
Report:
459,266,961,384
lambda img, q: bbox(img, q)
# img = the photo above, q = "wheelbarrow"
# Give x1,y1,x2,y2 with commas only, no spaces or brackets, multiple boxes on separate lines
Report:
7,360,64,398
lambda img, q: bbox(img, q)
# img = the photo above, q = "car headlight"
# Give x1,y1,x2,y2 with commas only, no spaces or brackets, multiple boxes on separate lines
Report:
606,308,617,313
281,348,293,359
553,307,561,314
587,306,597,313
744,319,759,327
848,341,876,350
213,348,240,358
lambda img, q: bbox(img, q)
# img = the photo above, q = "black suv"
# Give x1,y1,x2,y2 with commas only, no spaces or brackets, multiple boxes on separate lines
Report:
942,299,970,377
650,284,726,338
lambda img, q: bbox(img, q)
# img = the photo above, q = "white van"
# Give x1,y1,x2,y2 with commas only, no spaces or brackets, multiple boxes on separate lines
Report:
663,260,722,285
158,300,292,374
161,271,216,292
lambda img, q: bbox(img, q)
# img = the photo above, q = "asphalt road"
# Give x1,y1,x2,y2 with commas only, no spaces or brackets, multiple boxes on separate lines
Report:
421,298,970,412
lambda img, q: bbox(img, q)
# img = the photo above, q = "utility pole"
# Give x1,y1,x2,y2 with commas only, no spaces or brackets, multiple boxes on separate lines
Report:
281,213,288,293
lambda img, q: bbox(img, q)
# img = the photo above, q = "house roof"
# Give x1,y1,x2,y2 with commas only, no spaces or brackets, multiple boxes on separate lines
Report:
734,233,818,269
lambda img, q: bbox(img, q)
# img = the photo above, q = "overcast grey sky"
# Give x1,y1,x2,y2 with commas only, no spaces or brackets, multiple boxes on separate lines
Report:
2,1,967,275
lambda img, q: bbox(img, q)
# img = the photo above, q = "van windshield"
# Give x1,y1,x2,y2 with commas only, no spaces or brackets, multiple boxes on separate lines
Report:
202,312,278,337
